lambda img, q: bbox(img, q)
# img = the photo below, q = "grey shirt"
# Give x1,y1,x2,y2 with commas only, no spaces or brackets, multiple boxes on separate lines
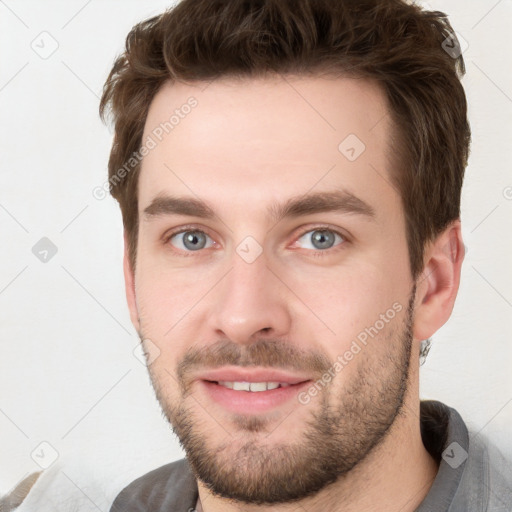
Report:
110,400,512,511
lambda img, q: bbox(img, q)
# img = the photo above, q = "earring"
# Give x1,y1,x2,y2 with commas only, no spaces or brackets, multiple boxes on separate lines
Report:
419,338,432,366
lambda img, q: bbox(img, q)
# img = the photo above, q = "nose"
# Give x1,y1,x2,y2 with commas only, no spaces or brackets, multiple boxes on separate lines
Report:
207,248,292,346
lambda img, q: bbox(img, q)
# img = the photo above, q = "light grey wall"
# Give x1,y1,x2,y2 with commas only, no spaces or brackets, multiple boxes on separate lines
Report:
0,0,511,507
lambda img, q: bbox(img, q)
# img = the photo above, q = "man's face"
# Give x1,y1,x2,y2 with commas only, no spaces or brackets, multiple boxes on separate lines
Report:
129,75,416,503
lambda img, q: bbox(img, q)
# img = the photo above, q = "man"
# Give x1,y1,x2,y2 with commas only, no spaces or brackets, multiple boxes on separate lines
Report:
100,0,512,510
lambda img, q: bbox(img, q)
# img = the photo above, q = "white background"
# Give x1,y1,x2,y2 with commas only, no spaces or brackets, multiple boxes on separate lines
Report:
0,0,511,509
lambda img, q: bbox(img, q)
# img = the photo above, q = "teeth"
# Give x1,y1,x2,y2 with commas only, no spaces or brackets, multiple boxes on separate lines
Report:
217,381,286,391
232,381,250,391
249,382,267,392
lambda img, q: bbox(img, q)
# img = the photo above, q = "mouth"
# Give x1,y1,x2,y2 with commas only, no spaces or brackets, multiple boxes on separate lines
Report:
214,380,293,391
195,367,313,414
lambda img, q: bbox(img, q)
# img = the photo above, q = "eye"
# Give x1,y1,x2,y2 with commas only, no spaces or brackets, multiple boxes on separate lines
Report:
295,228,345,252
167,229,215,252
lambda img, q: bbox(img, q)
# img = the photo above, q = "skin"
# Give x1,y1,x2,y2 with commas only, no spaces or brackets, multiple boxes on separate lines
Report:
123,75,465,511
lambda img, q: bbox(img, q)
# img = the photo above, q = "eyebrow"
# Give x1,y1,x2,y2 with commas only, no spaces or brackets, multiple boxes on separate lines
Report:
142,190,375,223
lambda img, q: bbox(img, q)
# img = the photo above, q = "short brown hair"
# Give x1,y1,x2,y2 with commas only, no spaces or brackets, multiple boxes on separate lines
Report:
100,0,470,279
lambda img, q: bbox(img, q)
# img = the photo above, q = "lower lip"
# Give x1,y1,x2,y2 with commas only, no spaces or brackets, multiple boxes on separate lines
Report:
199,380,311,414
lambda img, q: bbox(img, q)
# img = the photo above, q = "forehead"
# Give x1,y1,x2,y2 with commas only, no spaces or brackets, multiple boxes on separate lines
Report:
138,74,397,218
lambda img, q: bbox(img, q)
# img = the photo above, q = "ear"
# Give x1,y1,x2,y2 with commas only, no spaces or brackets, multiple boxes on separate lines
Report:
413,220,465,341
123,231,140,332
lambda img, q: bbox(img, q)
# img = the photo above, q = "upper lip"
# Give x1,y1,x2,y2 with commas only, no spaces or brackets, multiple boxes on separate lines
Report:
196,366,312,385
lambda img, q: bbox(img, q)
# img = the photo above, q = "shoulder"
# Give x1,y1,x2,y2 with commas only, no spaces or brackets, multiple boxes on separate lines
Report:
419,400,512,511
457,433,512,510
110,458,198,512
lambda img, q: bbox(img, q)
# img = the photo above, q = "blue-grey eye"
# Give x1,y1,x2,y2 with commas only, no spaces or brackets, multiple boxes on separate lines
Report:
170,230,213,251
297,229,343,250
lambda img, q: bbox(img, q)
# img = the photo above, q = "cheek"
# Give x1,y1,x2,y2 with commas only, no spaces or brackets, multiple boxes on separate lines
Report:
292,265,401,337
310,281,408,391
288,271,409,391
136,249,204,306
134,260,218,360
135,239,222,369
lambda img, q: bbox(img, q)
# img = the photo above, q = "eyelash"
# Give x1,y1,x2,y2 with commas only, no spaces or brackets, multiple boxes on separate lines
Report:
163,224,348,258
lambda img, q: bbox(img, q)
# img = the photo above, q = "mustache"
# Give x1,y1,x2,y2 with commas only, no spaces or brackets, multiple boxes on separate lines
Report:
177,339,332,390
